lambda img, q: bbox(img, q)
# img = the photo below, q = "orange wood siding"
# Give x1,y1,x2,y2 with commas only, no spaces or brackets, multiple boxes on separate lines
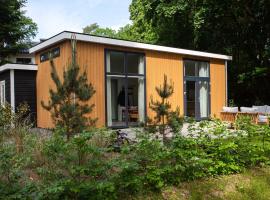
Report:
145,51,184,119
210,59,226,118
35,40,226,128
36,41,106,128
35,41,71,128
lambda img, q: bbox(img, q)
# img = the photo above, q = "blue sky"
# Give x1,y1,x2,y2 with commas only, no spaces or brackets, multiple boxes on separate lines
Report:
25,0,132,40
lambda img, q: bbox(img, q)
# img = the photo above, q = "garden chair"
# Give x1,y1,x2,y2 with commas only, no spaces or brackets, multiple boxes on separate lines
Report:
253,105,270,125
220,106,238,123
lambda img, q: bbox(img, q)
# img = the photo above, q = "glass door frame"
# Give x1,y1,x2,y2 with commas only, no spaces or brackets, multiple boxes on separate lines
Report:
104,49,147,128
183,59,211,120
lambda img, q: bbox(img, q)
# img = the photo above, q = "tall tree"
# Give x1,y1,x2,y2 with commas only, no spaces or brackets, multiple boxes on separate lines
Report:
130,0,270,106
83,23,157,43
0,0,37,64
42,35,96,140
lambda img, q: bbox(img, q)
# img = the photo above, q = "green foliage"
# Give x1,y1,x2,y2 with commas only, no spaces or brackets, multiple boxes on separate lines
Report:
0,118,270,198
83,22,157,43
83,23,118,38
41,36,96,140
0,102,32,153
0,0,37,64
129,0,270,105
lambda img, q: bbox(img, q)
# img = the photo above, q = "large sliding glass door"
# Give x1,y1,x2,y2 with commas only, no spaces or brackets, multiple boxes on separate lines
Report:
105,50,145,127
184,60,210,120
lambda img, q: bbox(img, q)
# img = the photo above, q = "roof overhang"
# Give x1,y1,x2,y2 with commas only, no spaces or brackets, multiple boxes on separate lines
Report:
0,64,38,73
29,31,232,60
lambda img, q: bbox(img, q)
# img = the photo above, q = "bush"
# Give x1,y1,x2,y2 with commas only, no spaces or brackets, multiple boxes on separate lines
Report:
0,117,270,198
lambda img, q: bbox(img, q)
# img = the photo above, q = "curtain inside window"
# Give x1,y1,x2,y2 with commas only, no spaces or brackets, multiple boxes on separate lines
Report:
138,56,145,122
199,81,208,118
198,62,209,77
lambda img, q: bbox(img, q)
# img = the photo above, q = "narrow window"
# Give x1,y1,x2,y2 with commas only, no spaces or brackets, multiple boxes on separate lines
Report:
40,47,60,62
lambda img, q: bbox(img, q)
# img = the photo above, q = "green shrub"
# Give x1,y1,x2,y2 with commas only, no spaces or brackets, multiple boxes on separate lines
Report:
0,117,270,198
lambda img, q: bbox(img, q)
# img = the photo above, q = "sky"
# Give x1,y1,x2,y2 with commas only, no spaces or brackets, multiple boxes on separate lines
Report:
25,0,132,41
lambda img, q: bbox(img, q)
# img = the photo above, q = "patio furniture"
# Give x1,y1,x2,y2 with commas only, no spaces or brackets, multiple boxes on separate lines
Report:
220,105,269,125
253,105,270,124
220,107,238,123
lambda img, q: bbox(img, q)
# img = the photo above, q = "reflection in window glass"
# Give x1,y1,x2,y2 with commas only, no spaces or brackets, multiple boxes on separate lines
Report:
127,77,145,125
184,60,209,77
184,61,196,76
126,53,144,74
186,81,195,117
106,77,126,127
107,51,125,73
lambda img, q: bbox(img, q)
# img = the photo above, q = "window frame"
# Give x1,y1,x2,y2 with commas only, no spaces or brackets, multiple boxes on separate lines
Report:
105,49,146,128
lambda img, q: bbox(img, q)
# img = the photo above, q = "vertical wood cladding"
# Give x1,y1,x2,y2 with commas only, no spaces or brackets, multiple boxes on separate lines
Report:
145,51,184,119
210,59,226,118
35,41,72,128
0,71,10,103
14,70,37,123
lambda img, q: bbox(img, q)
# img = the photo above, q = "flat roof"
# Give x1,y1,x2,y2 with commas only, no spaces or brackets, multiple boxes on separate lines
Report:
0,63,38,72
29,31,232,60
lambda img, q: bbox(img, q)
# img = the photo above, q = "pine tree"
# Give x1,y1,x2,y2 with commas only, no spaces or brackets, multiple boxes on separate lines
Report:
42,35,96,140
149,74,183,142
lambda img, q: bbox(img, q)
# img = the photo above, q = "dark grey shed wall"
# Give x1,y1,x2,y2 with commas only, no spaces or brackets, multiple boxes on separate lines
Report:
0,70,10,103
14,70,37,122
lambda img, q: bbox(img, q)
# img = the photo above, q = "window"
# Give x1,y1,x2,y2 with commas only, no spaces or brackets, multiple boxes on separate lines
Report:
107,51,125,73
16,58,32,64
40,47,60,62
106,50,145,127
184,60,209,77
0,81,5,106
184,60,210,120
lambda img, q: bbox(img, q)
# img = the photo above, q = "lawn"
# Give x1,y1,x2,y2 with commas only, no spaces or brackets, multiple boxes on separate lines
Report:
134,167,270,200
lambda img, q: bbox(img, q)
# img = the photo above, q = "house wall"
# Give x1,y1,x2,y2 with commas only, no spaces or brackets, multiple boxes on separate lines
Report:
210,59,226,118
35,40,226,128
8,53,35,64
14,70,37,123
35,41,72,128
0,70,10,103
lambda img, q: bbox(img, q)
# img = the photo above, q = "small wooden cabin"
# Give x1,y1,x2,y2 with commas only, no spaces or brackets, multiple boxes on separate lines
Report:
29,31,232,128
